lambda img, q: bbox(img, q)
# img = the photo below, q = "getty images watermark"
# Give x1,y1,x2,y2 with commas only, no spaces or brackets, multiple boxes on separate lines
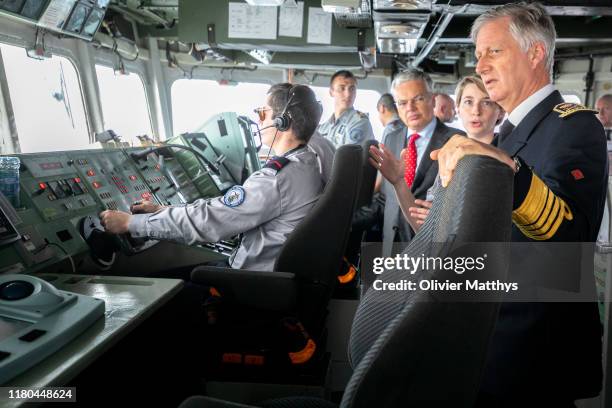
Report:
371,253,517,293
360,242,601,302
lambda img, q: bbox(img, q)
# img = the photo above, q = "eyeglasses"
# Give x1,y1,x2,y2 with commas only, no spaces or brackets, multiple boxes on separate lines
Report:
253,107,272,122
395,93,431,109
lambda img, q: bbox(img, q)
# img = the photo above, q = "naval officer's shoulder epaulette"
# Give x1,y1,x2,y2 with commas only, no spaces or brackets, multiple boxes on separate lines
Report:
553,103,598,119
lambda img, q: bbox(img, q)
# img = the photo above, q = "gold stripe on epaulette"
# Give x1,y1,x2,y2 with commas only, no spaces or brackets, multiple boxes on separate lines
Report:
512,172,573,240
553,103,598,118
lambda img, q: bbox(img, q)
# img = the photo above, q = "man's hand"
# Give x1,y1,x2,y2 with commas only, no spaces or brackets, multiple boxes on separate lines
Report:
431,135,515,187
100,210,132,234
369,143,406,187
408,199,432,227
130,200,164,214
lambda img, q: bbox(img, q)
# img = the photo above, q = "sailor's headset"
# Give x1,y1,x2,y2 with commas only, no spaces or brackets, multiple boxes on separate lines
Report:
0,274,104,384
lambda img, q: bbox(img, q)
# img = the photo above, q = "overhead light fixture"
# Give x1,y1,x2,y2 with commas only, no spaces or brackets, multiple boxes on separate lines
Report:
379,24,420,36
373,0,431,11
244,0,285,6
377,38,418,54
321,0,361,13
374,12,429,54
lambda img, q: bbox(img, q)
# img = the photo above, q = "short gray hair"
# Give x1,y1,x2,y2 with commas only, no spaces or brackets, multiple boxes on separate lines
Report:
470,2,556,75
597,94,612,104
391,68,433,94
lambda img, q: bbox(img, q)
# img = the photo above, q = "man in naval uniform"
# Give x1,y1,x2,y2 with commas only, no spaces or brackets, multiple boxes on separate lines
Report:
317,70,374,148
433,3,606,405
100,84,324,272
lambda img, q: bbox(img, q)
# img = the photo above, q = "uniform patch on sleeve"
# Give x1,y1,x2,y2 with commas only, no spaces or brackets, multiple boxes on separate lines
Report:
553,103,598,118
222,186,246,207
571,169,584,180
349,128,364,142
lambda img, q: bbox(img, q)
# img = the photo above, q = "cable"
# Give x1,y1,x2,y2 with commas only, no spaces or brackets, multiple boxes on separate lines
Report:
129,143,227,179
34,241,76,274
46,243,76,274
264,128,280,163
112,37,140,62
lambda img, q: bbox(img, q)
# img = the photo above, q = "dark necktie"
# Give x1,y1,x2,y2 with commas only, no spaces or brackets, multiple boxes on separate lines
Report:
606,129,611,141
497,119,515,145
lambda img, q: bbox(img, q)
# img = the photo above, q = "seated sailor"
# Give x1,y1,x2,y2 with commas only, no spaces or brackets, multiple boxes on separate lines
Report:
100,83,324,271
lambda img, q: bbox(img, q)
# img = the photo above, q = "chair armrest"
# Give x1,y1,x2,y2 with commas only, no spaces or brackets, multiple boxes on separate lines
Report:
190,266,297,312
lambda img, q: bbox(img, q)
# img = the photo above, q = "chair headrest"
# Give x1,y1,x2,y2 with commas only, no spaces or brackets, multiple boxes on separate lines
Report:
344,154,514,408
355,139,378,210
274,144,363,285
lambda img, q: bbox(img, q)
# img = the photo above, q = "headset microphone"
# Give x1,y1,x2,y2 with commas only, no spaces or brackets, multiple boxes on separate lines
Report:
259,119,284,132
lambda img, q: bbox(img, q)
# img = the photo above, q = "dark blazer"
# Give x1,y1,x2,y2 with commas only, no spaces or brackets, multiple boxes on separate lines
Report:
380,118,463,256
482,90,607,400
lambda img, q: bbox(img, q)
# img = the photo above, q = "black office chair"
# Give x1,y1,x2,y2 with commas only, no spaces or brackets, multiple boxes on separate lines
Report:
336,140,378,291
190,144,363,374
179,154,514,407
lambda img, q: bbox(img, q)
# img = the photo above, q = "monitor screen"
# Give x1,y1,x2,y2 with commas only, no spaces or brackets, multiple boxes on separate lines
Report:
0,0,25,13
64,3,90,34
81,7,103,37
0,315,31,342
20,0,45,19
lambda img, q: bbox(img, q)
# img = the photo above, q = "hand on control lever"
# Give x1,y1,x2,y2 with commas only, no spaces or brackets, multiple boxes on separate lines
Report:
99,210,131,234
130,200,164,214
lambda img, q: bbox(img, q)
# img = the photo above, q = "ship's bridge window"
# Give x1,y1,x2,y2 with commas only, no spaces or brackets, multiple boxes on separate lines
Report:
0,43,89,153
171,79,271,137
95,65,153,146
311,86,383,141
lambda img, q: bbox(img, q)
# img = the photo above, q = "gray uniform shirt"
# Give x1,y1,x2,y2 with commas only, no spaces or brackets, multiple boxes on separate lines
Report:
317,108,374,148
128,147,323,271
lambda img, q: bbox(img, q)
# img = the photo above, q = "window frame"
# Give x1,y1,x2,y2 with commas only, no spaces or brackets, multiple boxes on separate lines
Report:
93,58,155,145
0,40,92,153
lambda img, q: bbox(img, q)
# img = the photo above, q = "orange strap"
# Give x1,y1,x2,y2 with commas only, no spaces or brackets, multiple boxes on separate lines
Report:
288,339,316,364
338,257,357,284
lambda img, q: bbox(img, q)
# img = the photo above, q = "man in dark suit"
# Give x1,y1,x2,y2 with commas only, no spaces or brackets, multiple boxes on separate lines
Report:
434,2,606,405
596,94,612,141
373,68,463,256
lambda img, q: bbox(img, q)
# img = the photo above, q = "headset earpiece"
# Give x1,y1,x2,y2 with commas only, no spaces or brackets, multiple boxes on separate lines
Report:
274,89,295,132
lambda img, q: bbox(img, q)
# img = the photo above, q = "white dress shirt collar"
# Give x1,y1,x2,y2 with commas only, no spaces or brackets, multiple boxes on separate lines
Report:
508,84,556,127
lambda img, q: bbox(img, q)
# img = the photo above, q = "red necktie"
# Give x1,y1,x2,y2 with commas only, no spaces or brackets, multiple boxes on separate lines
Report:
404,133,420,187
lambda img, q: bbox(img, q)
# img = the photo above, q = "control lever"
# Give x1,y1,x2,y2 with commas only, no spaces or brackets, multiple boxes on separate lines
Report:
79,215,118,269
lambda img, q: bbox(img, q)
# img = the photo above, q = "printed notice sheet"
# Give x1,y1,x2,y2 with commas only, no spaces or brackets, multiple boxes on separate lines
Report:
279,1,304,38
307,7,332,44
38,0,77,30
228,2,277,40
